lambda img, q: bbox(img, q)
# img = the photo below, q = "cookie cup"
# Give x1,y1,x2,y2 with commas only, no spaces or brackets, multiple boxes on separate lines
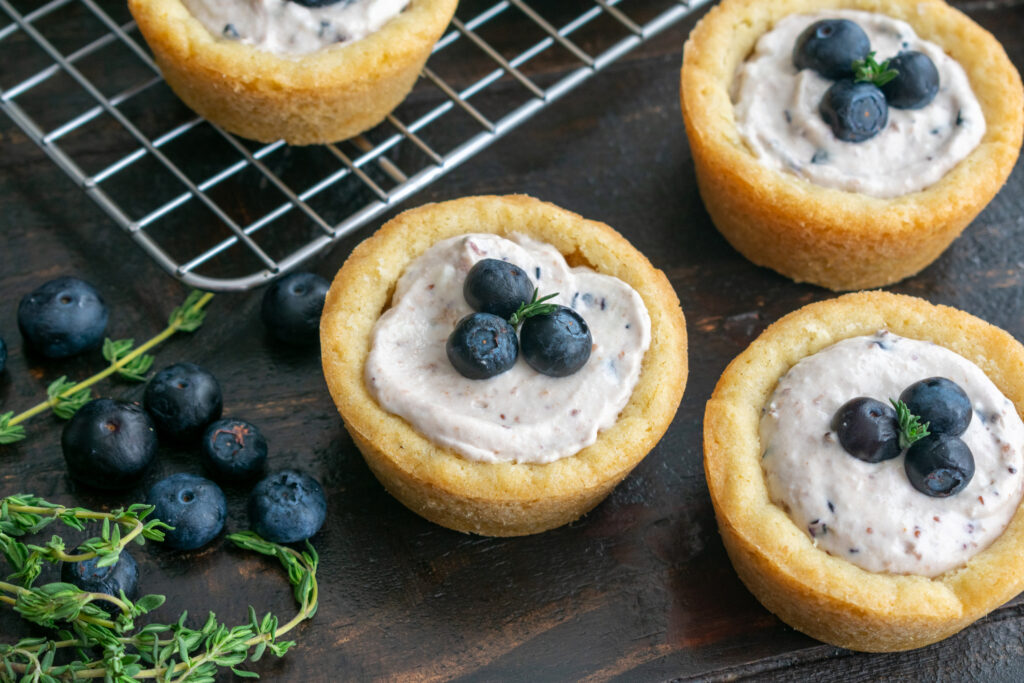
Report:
703,291,1024,651
128,0,458,145
321,195,688,536
680,0,1024,291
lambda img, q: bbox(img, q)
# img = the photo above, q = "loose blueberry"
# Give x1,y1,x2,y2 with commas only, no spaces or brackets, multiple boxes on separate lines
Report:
261,272,330,345
61,551,139,613
201,418,268,481
905,434,975,497
793,19,871,79
446,312,518,380
519,306,591,377
144,363,223,442
18,277,108,358
880,51,940,109
0,336,6,373
820,80,888,142
831,397,901,463
899,377,971,436
148,473,227,550
249,470,327,543
463,259,534,320
62,399,158,491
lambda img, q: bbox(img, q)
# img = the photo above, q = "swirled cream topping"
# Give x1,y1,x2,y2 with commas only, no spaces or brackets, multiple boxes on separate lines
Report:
365,233,651,465
732,10,985,198
760,331,1024,577
181,0,409,55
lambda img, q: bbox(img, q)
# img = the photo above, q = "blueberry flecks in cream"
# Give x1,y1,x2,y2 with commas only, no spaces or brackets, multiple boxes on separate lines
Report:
365,234,651,465
732,10,985,198
760,331,1024,577
182,0,409,56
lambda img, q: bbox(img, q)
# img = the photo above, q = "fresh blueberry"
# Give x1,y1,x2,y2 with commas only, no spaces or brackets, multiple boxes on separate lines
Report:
793,19,871,79
0,336,6,373
62,399,158,491
905,434,975,497
261,272,330,345
144,363,223,442
831,397,901,463
899,377,971,436
820,80,888,142
463,259,534,320
61,551,139,613
18,277,108,358
148,473,227,550
249,470,326,543
881,51,940,109
446,312,518,379
519,306,592,377
201,418,268,481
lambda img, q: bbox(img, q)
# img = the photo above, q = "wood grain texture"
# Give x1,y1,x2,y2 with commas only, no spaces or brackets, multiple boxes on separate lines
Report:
0,0,1022,680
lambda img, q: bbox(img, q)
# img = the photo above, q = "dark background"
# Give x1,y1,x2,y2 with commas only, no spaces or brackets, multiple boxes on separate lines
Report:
2,0,1024,680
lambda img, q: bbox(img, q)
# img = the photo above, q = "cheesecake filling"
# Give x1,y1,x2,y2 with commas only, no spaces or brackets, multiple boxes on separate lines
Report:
181,0,409,56
365,233,651,465
732,10,985,198
760,331,1024,577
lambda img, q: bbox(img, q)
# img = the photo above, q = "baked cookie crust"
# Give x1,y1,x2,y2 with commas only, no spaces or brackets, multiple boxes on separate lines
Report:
321,195,688,536
703,291,1024,651
680,0,1024,291
128,0,458,145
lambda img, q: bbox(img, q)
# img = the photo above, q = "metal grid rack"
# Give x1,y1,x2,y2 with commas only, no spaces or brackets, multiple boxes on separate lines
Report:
0,0,711,291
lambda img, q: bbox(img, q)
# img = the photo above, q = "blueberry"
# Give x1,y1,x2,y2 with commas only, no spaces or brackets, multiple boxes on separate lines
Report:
820,80,888,142
62,399,158,491
831,397,901,463
18,277,108,358
201,418,268,481
463,259,534,320
881,51,939,109
144,363,223,443
261,272,330,345
148,473,227,550
61,551,139,614
446,312,518,380
899,377,971,436
793,19,871,79
519,306,592,377
249,470,326,543
905,434,975,497
0,336,6,373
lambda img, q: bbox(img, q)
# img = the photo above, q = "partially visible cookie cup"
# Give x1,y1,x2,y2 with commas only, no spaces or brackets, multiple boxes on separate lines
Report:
128,0,459,145
703,291,1024,651
680,0,1024,291
321,195,688,536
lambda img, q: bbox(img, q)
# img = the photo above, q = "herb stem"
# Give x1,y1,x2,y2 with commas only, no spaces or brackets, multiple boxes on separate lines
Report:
5,502,148,564
6,292,213,429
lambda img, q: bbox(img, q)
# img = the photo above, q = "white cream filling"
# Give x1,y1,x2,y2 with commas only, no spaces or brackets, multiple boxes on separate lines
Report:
732,10,985,198
760,331,1024,577
181,0,409,56
365,233,651,465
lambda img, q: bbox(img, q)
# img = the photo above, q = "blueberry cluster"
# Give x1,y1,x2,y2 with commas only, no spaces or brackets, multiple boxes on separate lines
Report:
446,259,592,380
793,19,940,142
831,377,975,497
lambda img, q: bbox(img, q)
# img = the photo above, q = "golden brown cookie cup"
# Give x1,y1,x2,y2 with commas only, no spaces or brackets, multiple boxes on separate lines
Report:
128,0,458,145
320,195,688,536
703,291,1024,651
680,0,1024,291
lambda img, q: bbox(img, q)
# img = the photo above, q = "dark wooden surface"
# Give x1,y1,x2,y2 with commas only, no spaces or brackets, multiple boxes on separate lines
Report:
2,0,1024,680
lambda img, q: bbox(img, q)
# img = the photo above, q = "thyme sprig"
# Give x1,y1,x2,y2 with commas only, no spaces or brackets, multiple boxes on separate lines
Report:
891,399,930,450
507,288,559,328
853,51,899,87
0,290,213,444
0,497,318,681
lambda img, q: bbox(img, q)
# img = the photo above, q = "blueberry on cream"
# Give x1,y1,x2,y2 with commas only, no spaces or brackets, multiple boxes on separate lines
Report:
792,18,870,79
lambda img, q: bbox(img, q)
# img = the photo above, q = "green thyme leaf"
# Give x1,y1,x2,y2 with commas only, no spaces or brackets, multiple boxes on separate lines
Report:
0,412,26,445
853,51,899,87
169,290,209,332
891,399,930,450
45,377,91,420
507,288,559,327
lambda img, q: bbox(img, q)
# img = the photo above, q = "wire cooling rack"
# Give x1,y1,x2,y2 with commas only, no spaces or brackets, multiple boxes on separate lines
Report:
0,0,711,291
